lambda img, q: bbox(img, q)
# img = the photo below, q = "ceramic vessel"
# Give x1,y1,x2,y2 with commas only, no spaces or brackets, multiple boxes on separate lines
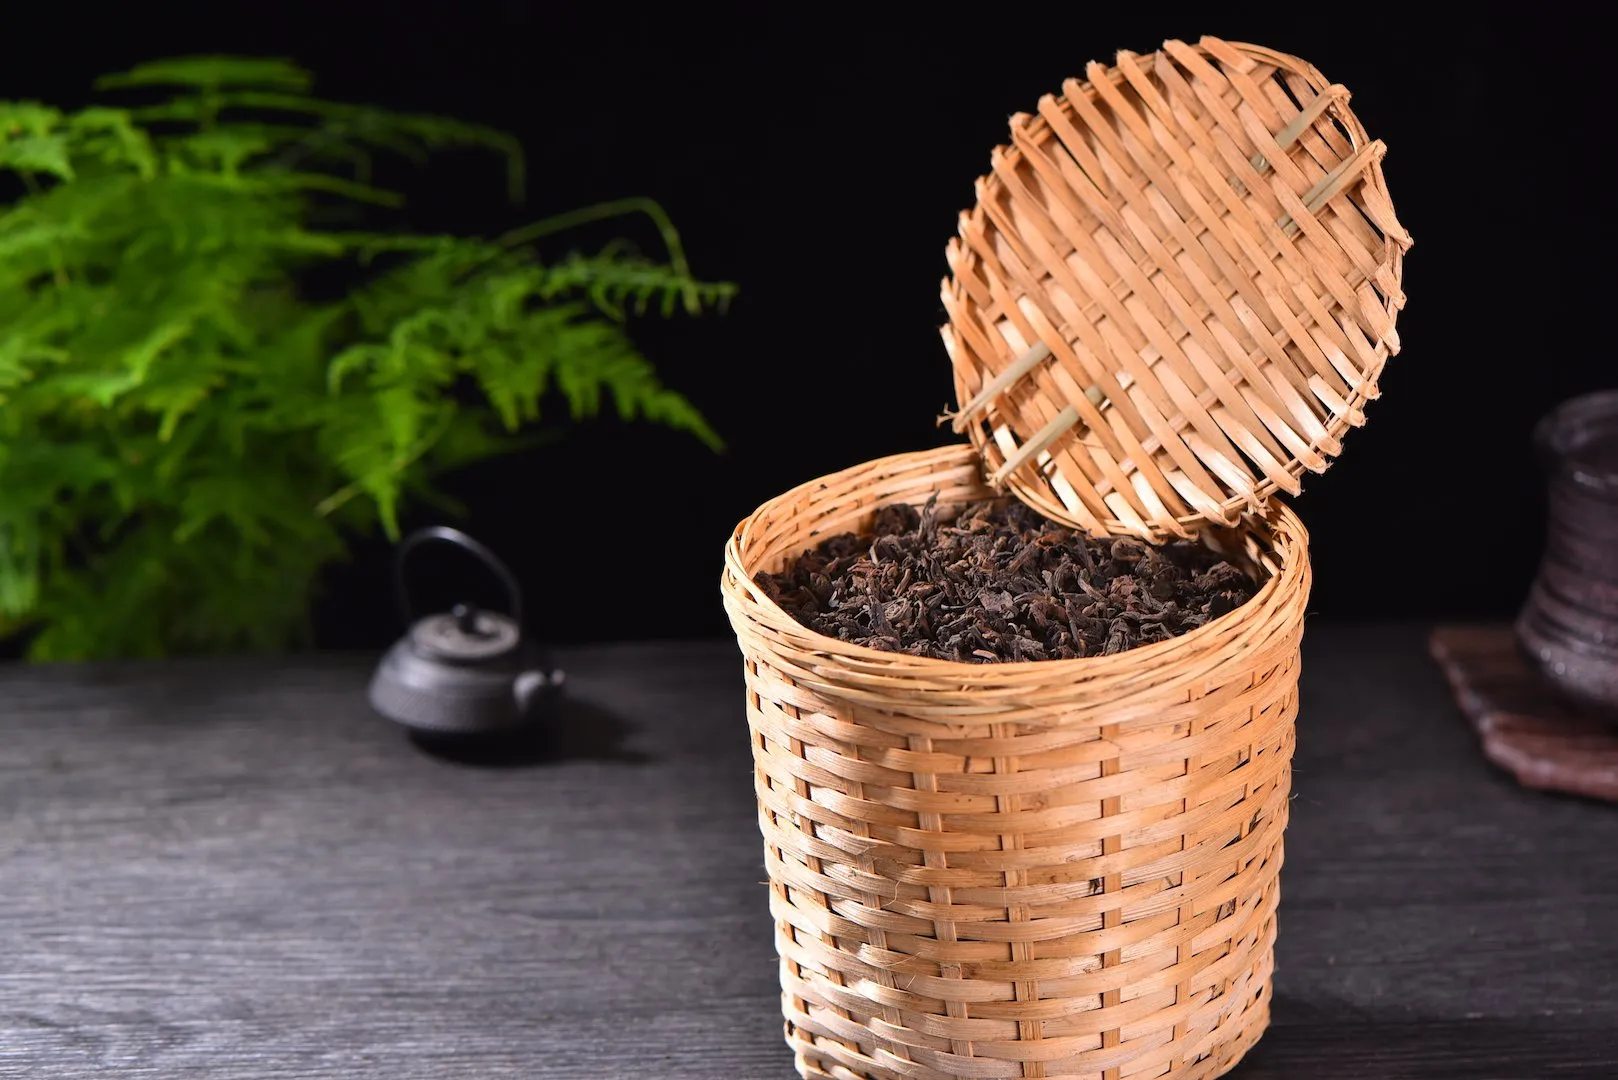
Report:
1517,390,1618,716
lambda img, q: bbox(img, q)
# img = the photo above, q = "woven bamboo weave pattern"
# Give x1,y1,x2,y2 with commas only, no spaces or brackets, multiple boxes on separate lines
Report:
942,37,1411,540
722,445,1311,1080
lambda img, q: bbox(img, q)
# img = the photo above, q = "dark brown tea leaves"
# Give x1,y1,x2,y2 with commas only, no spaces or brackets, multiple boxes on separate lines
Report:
756,497,1264,663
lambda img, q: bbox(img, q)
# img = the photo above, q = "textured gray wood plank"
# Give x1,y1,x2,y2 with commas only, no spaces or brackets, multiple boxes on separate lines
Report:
2,627,1616,1079
0,644,782,1079
1241,624,1618,1079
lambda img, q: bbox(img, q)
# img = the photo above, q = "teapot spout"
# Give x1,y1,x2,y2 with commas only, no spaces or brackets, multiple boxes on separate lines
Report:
515,668,563,716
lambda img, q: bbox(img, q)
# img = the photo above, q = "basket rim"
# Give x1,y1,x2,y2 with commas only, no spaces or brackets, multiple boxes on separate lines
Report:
723,443,1308,678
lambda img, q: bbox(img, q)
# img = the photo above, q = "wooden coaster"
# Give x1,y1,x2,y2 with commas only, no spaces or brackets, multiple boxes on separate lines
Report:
1430,624,1618,803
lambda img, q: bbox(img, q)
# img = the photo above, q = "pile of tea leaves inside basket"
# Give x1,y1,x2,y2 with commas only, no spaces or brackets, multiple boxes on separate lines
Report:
756,497,1264,662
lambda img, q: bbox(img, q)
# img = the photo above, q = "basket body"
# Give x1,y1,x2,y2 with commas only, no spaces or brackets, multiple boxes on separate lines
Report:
722,445,1310,1080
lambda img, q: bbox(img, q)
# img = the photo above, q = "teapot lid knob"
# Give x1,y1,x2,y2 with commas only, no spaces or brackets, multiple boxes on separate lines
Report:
410,606,521,663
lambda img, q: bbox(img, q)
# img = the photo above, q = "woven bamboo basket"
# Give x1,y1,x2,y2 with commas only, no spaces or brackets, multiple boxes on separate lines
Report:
721,35,1407,1080
724,446,1307,1079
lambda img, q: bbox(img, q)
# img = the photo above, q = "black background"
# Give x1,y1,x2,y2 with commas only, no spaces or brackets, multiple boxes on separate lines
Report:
5,4,1604,651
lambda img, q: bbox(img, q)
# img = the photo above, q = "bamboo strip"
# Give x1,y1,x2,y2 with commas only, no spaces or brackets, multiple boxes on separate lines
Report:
990,405,1081,486
951,342,1053,432
1249,84,1348,172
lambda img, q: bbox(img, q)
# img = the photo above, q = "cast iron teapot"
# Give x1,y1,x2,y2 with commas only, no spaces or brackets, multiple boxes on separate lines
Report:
368,525,563,735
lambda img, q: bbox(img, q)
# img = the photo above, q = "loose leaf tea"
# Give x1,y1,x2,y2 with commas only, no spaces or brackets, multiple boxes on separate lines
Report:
756,497,1264,662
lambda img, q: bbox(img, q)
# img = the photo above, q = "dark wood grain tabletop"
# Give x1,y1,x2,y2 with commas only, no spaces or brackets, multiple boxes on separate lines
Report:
3,624,1617,1079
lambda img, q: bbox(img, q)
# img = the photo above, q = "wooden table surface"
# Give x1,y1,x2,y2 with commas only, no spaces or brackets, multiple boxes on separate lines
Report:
3,624,1616,1079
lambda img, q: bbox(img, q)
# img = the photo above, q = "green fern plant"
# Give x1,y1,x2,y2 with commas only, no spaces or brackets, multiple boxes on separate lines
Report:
0,56,732,661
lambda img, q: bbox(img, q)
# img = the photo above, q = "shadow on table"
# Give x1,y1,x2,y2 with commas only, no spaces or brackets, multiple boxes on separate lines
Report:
1230,993,1618,1079
408,695,654,769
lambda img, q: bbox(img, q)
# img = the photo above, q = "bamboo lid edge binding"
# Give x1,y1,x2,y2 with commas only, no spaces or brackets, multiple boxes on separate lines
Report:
939,35,1412,540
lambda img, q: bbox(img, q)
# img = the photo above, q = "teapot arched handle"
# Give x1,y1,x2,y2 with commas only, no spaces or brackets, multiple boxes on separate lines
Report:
394,526,524,629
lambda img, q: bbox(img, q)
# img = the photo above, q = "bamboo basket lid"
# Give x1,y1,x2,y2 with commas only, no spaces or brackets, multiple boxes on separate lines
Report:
942,36,1412,539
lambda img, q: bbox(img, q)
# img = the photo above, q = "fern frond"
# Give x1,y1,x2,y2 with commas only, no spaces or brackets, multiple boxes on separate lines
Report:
0,102,65,136
0,520,43,615
96,56,313,93
125,89,525,202
66,108,158,177
538,249,737,319
245,169,405,207
0,134,75,180
0,55,733,660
